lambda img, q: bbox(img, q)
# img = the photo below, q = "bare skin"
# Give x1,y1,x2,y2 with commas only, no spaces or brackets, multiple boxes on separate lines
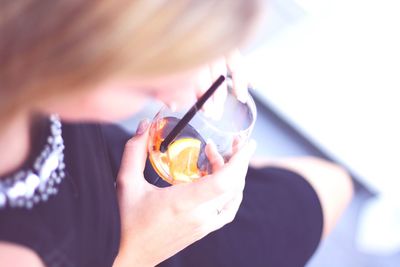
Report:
0,242,44,266
0,52,353,266
0,54,258,267
0,113,30,176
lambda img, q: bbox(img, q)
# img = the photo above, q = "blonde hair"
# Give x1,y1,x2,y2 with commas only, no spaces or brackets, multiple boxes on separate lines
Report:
0,0,261,121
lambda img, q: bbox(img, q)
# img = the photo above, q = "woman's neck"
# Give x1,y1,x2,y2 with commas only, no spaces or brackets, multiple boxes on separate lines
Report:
0,112,31,177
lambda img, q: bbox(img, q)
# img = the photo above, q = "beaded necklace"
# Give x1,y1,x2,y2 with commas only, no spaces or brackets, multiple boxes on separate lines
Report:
0,115,65,209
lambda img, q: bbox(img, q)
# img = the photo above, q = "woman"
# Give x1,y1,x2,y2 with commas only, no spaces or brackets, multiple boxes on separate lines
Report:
0,1,353,266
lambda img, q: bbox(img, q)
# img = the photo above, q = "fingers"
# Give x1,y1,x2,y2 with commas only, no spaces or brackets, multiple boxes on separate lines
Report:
205,140,224,172
194,51,250,121
228,139,257,171
119,119,150,181
209,59,228,119
196,191,244,234
196,59,228,119
177,139,256,206
227,50,249,103
165,140,255,237
232,135,244,155
196,67,213,117
216,139,257,192
214,192,243,229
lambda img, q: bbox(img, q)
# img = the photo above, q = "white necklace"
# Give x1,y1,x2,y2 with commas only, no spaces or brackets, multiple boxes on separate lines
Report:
0,115,65,209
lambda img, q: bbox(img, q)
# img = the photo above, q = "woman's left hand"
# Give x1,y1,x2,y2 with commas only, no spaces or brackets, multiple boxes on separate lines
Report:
195,50,251,118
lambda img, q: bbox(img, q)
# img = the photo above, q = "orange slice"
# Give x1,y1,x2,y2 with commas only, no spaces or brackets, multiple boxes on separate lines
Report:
167,138,202,182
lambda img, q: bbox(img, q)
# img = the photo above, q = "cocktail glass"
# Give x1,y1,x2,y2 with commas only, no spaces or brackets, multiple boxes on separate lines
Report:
148,88,256,185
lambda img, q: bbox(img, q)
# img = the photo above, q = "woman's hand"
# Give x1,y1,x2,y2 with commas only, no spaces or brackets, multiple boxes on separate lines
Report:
195,50,250,118
113,120,256,267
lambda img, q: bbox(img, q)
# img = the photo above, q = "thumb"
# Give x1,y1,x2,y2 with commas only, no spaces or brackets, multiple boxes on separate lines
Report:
119,119,150,181
228,139,257,167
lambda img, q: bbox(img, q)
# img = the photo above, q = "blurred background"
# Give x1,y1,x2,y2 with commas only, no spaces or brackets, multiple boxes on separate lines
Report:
122,0,400,266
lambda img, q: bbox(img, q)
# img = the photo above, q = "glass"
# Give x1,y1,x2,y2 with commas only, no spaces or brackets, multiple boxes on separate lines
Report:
148,89,257,185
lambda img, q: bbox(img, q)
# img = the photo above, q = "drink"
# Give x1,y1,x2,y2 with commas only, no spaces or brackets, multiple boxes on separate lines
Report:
149,117,211,184
148,87,257,185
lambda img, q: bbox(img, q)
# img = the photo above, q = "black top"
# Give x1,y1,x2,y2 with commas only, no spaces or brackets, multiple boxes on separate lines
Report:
0,121,123,267
157,167,323,267
0,121,323,267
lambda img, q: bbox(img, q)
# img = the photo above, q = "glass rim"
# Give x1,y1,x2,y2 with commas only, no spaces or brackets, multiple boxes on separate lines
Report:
155,91,257,137
197,92,257,136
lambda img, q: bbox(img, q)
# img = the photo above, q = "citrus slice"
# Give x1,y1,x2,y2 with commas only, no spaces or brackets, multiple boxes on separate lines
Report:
167,138,202,182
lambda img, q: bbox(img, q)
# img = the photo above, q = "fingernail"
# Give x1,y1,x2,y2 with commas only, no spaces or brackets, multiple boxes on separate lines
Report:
136,119,149,135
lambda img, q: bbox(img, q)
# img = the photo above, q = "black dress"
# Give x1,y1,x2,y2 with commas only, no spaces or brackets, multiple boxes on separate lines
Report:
0,121,323,267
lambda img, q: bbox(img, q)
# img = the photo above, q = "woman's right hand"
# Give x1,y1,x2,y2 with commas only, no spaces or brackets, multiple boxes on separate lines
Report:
113,120,256,267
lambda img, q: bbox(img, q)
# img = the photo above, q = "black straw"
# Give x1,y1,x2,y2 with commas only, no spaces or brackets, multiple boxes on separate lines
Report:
160,75,225,153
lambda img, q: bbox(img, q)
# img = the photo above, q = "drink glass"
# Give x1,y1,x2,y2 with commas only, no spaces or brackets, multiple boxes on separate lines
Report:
148,89,257,185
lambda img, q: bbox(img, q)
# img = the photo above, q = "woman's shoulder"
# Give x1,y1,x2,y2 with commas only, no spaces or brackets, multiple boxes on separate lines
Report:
0,242,44,267
0,120,127,267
